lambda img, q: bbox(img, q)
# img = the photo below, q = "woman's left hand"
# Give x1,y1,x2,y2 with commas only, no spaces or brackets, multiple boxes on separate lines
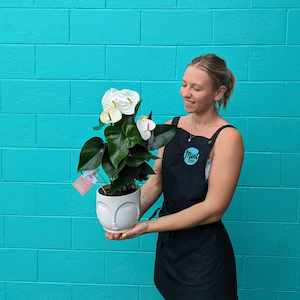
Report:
105,221,152,240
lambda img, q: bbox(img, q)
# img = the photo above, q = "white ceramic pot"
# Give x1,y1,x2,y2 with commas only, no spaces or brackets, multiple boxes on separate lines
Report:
96,187,141,233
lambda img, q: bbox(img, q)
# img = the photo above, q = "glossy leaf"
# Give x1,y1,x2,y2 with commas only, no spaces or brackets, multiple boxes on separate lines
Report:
77,137,105,172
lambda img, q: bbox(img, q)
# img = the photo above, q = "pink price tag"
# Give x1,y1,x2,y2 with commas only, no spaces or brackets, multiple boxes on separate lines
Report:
72,175,94,196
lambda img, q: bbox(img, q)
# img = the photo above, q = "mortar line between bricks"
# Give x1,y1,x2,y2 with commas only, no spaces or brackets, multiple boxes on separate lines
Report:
0,280,147,287
0,7,295,10
2,216,5,248
69,81,71,113
5,42,300,46
34,45,37,78
212,10,215,45
68,10,71,43
285,9,289,45
36,249,39,281
70,217,73,249
174,46,178,79
34,114,37,146
104,46,107,78
0,81,2,112
139,9,142,45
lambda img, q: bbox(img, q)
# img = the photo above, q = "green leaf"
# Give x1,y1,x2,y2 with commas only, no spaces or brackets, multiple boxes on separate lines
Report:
123,123,144,149
102,150,126,181
109,162,154,194
104,125,129,169
148,124,177,150
77,137,105,172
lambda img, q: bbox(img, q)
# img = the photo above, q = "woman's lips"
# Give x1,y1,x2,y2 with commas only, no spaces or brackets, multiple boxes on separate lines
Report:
184,99,194,104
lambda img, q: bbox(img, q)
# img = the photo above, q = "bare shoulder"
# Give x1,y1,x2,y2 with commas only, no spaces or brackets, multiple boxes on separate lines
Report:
214,126,244,155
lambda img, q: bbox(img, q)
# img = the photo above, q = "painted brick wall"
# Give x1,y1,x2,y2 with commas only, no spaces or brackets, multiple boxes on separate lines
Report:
0,1,299,299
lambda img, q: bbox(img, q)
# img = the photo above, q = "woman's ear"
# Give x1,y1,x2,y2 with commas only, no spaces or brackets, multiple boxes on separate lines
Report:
214,85,227,102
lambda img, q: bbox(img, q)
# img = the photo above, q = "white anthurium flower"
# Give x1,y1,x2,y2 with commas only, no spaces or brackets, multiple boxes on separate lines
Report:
101,88,120,111
137,116,156,141
100,106,122,124
117,89,140,115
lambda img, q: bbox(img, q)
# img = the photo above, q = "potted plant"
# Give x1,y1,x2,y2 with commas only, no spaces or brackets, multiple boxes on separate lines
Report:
73,88,176,233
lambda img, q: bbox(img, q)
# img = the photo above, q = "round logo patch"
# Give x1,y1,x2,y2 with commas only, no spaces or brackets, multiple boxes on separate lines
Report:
183,147,200,165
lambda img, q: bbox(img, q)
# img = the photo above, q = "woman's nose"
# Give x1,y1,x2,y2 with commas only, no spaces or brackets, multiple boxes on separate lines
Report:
181,86,191,97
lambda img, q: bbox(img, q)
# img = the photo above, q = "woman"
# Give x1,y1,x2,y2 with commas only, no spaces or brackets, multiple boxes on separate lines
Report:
106,53,244,299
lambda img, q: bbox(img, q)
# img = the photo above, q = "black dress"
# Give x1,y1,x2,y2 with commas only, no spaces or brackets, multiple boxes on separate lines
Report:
153,116,238,300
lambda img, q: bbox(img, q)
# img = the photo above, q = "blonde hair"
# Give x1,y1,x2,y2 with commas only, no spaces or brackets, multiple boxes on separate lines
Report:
189,53,235,110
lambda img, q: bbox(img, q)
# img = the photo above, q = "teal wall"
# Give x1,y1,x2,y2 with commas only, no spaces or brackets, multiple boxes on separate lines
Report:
0,1,299,299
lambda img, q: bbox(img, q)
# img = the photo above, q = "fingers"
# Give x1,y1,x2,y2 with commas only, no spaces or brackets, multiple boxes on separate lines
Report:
105,231,123,240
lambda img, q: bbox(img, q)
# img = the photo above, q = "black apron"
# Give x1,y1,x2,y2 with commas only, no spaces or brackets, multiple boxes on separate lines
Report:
152,116,238,300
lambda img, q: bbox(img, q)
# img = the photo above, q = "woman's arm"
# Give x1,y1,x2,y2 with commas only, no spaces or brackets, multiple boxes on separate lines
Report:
146,127,244,233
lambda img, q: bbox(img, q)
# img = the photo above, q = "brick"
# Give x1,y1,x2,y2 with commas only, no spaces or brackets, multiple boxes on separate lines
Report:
288,10,300,44
36,184,82,216
140,82,183,115
38,250,105,283
0,0,34,7
227,222,289,256
277,292,300,300
0,283,4,300
253,0,300,8
214,10,285,44
106,252,155,284
139,286,164,300
0,183,36,215
279,224,300,257
224,82,300,117
107,0,176,8
72,285,139,300
243,257,297,290
239,289,276,300
0,249,36,281
72,218,139,250
36,0,105,7
0,45,34,78
176,46,250,80
6,283,71,300
142,10,212,45
178,0,250,8
2,80,69,113
0,114,35,147
3,149,69,182
70,80,140,113
5,216,71,249
247,118,300,152
281,154,300,187
71,10,140,44
36,46,105,79
107,46,176,80
36,115,96,148
139,233,158,253
249,47,300,80
243,188,299,222
239,153,281,187
0,9,68,43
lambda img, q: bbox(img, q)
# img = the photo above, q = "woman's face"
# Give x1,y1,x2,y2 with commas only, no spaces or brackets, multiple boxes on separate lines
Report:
180,65,219,113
